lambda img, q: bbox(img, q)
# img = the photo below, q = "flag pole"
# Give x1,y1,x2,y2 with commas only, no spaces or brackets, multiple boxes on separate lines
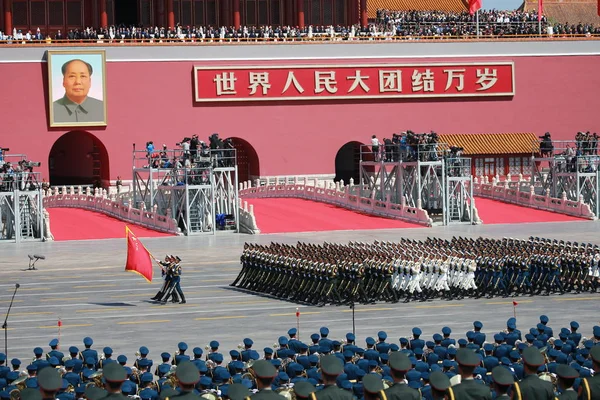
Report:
296,308,300,341
476,9,480,37
513,301,518,319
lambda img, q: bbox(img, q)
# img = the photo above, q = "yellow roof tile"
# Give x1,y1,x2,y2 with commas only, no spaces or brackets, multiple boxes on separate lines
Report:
524,0,600,25
438,132,540,155
368,0,469,18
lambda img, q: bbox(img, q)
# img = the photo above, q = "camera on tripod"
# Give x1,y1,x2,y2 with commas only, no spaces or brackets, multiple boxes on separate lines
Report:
20,160,41,169
0,147,10,152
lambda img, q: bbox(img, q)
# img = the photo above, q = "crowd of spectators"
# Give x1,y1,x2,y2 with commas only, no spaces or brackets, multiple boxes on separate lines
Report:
1,9,600,44
0,148,42,192
1,315,599,400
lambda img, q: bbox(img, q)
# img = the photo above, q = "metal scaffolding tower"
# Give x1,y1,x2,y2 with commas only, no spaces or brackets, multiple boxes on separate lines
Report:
358,142,476,225
0,189,44,242
530,140,599,218
131,146,239,235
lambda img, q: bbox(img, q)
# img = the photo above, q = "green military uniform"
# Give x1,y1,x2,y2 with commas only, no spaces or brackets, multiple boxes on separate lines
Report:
429,371,451,400
384,352,420,400
579,347,600,400
491,366,514,400
38,365,63,400
98,363,130,400
514,347,554,400
448,349,492,400
250,360,286,400
167,361,200,400
315,355,353,400
556,364,578,400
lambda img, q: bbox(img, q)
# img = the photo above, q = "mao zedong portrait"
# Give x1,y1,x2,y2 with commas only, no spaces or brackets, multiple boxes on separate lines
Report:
53,59,104,124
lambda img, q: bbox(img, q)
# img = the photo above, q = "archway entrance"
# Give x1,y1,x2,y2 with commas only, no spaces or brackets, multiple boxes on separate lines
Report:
334,141,363,184
227,138,260,184
48,131,110,187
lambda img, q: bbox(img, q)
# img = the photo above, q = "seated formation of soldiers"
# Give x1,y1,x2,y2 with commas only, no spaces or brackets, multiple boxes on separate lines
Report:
231,236,600,306
1,315,600,400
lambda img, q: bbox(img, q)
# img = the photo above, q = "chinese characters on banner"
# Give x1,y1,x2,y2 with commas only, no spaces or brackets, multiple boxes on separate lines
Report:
194,63,515,102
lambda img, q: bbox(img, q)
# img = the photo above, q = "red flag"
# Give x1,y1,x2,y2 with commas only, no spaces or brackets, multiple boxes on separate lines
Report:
538,0,543,21
125,226,154,282
469,0,482,15
513,301,518,306
296,310,300,318
57,319,62,327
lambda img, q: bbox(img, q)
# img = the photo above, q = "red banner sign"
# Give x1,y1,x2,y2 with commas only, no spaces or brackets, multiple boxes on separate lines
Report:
194,62,515,102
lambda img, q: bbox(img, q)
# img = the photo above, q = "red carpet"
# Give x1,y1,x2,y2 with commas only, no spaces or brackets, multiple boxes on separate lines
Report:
246,198,423,233
474,197,585,224
47,208,174,241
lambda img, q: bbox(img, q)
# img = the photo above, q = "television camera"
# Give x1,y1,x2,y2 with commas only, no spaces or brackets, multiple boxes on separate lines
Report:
539,132,553,157
19,160,41,170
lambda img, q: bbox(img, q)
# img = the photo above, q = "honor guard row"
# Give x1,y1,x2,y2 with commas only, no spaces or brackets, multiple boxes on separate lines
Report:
151,255,186,304
2,316,600,400
231,237,600,305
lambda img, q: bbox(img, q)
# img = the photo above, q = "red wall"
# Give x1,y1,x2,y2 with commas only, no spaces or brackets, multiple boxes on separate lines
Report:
0,55,599,181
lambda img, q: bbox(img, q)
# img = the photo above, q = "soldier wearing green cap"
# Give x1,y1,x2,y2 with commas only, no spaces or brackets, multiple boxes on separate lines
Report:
363,374,386,400
429,371,450,400
491,366,513,400
384,353,419,400
98,363,129,400
293,382,316,400
166,361,200,400
514,347,553,400
85,386,108,400
556,365,578,400
315,355,352,400
250,360,286,400
38,366,63,400
226,383,251,400
20,388,42,400
447,349,491,400
579,346,600,400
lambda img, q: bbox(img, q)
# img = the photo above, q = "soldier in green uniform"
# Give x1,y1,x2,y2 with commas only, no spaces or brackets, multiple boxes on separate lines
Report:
490,366,513,400
249,360,286,400
429,371,451,400
166,361,200,400
315,355,353,400
362,374,386,400
293,382,316,400
384,352,420,400
447,349,491,400
555,365,578,400
38,366,63,400
98,363,129,400
514,347,554,400
579,346,600,400
226,383,251,400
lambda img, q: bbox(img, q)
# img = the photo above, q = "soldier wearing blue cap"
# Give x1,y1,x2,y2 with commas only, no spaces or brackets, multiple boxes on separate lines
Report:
207,341,221,362
250,360,286,400
80,338,98,365
568,322,582,347
319,328,333,349
173,343,190,366
241,339,259,363
66,347,83,374
287,328,302,354
384,352,419,400
47,339,64,365
410,328,424,350
25,364,38,389
515,347,554,400
472,321,486,347
10,359,21,372
63,360,80,388
448,349,491,400
99,348,115,369
263,348,274,361
138,372,158,400
81,357,97,383
134,347,153,371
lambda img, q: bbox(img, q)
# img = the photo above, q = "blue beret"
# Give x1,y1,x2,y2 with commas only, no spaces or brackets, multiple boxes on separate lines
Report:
193,347,203,357
64,359,75,368
288,328,297,336
7,371,19,381
356,369,366,378
346,333,355,342
442,359,453,368
199,376,212,387
380,354,389,362
212,353,223,363
319,344,331,354
49,339,59,347
27,364,38,372
139,346,149,356
158,364,170,375
525,334,534,342
48,356,59,366
390,344,399,352
415,361,428,373
310,333,320,341
447,348,457,356
34,347,43,356
264,347,273,355
442,327,451,335
593,326,600,336
138,358,150,368
580,368,592,378
278,372,290,381
69,346,79,354
537,323,545,331
571,321,580,330
11,359,21,366
507,317,516,324
178,342,188,351
161,352,170,360
320,327,329,336
243,338,253,347
366,337,376,346
555,340,564,348
540,315,549,324
83,337,93,346
408,381,422,389
299,342,309,351
103,347,112,355
0,353,5,362
529,328,538,336
484,344,494,352
507,322,516,330
548,349,559,358
421,371,430,381
229,350,240,358
232,361,244,370
494,334,503,342
510,351,521,361
271,359,282,367
474,321,483,329
433,334,443,342
85,357,95,365
518,343,528,351
340,380,353,390
368,360,378,368
466,331,475,340
117,355,127,364
210,341,219,349
141,372,153,383
378,331,387,340
412,328,422,336
197,363,208,373
121,381,135,395
308,355,319,364
279,337,288,346
332,341,341,347
400,337,409,345
458,339,467,346
426,341,435,349
414,348,423,355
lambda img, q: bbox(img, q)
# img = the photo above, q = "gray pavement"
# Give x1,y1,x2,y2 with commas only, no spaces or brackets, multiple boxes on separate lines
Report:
1,220,599,363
